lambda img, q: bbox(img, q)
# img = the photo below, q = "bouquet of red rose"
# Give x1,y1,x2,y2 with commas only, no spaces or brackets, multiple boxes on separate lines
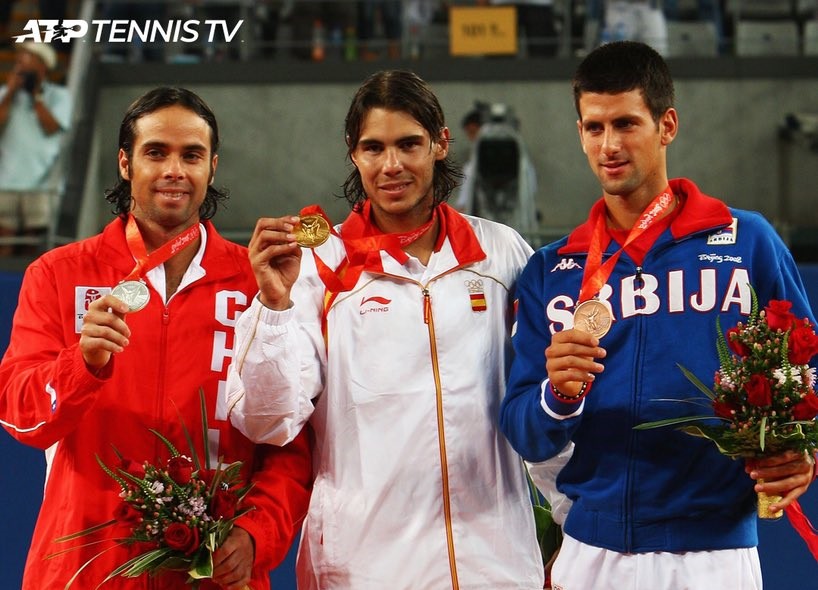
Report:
48,393,254,589
636,289,818,557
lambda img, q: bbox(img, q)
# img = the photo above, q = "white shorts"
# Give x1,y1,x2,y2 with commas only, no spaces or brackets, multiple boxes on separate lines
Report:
0,189,55,231
551,534,763,590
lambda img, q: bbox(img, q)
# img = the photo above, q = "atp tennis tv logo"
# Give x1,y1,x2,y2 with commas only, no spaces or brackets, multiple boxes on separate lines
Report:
13,19,244,44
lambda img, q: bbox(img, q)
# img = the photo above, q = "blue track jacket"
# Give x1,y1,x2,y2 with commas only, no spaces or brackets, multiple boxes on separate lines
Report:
501,178,816,554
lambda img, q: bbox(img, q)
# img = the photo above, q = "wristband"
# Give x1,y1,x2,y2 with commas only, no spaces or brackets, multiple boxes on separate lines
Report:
551,381,588,403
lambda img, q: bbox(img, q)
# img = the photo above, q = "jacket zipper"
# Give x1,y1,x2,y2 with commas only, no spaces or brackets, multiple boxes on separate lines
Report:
423,286,460,590
154,306,170,465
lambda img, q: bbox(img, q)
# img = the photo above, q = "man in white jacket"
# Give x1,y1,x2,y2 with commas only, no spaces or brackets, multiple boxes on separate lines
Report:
227,70,551,589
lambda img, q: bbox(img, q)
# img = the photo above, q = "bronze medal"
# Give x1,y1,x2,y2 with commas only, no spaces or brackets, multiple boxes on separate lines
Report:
111,280,150,313
294,214,331,248
573,299,613,339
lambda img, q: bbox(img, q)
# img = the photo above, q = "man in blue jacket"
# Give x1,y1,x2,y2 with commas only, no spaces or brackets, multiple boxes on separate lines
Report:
500,40,816,588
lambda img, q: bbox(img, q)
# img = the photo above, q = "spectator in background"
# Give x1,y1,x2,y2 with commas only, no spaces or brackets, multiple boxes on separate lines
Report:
455,101,540,239
357,0,402,59
0,42,71,255
586,0,668,55
484,0,558,57
453,103,484,214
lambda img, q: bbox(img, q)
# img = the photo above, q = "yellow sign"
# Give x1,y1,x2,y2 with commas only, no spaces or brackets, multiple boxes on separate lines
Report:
449,6,518,56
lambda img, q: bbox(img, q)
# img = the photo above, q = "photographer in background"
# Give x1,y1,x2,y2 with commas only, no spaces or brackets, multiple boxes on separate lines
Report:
0,42,71,256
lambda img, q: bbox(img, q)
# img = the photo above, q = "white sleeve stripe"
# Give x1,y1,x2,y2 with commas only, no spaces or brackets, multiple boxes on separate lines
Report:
0,417,47,433
0,382,58,433
540,379,584,420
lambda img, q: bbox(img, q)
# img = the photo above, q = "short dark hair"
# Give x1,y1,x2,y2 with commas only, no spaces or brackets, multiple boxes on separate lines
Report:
341,70,461,210
572,41,675,123
104,87,228,220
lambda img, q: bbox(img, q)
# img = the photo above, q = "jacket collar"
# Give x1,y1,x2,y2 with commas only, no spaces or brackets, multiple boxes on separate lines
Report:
339,200,486,269
99,217,245,281
558,178,733,255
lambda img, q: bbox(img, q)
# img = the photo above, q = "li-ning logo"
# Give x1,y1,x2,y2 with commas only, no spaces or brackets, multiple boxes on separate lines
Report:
360,296,391,315
13,19,244,44
706,217,738,245
551,258,582,272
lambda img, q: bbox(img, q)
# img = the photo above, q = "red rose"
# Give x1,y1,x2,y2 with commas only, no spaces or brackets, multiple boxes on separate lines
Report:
792,393,818,420
210,489,240,520
744,374,772,407
199,469,215,487
119,458,145,480
765,300,797,332
713,399,736,419
164,522,200,555
167,456,194,485
726,327,750,357
113,501,142,526
788,324,818,365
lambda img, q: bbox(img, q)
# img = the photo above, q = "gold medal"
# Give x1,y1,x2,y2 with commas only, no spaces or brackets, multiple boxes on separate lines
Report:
294,214,331,248
573,299,613,339
111,280,150,313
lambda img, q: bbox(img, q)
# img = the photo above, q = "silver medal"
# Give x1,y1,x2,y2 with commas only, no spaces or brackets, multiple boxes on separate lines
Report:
111,280,150,313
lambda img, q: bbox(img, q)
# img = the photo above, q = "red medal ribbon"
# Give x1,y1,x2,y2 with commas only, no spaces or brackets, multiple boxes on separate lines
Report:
121,214,201,282
301,202,441,294
786,501,818,563
578,187,675,303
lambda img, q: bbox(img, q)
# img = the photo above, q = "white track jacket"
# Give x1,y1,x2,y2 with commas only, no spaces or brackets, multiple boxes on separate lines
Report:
227,205,544,589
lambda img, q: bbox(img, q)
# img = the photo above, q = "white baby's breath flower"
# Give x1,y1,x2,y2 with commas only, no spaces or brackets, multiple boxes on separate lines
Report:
773,367,803,386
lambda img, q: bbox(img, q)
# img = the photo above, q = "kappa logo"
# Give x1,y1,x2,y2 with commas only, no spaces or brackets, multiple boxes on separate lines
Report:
706,218,738,245
360,296,391,315
551,258,583,272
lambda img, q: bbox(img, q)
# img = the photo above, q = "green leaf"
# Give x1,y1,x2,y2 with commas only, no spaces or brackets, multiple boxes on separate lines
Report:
148,429,180,458
95,454,130,490
677,364,717,400
120,548,176,577
60,542,126,590
52,519,118,544
200,388,210,470
175,400,201,472
188,547,214,579
532,505,563,567
760,415,767,453
633,414,723,430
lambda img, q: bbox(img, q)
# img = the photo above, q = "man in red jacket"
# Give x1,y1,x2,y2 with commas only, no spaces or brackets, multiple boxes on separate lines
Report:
0,87,312,590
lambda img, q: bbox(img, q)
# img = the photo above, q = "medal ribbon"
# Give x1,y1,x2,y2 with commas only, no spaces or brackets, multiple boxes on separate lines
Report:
578,187,675,303
301,202,438,293
121,213,201,282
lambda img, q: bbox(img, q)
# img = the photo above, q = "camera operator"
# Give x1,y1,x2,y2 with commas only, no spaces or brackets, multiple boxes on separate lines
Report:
0,42,71,255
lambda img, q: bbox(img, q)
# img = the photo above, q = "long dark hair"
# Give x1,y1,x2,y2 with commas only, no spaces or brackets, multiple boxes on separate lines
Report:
104,87,228,220
341,70,461,210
